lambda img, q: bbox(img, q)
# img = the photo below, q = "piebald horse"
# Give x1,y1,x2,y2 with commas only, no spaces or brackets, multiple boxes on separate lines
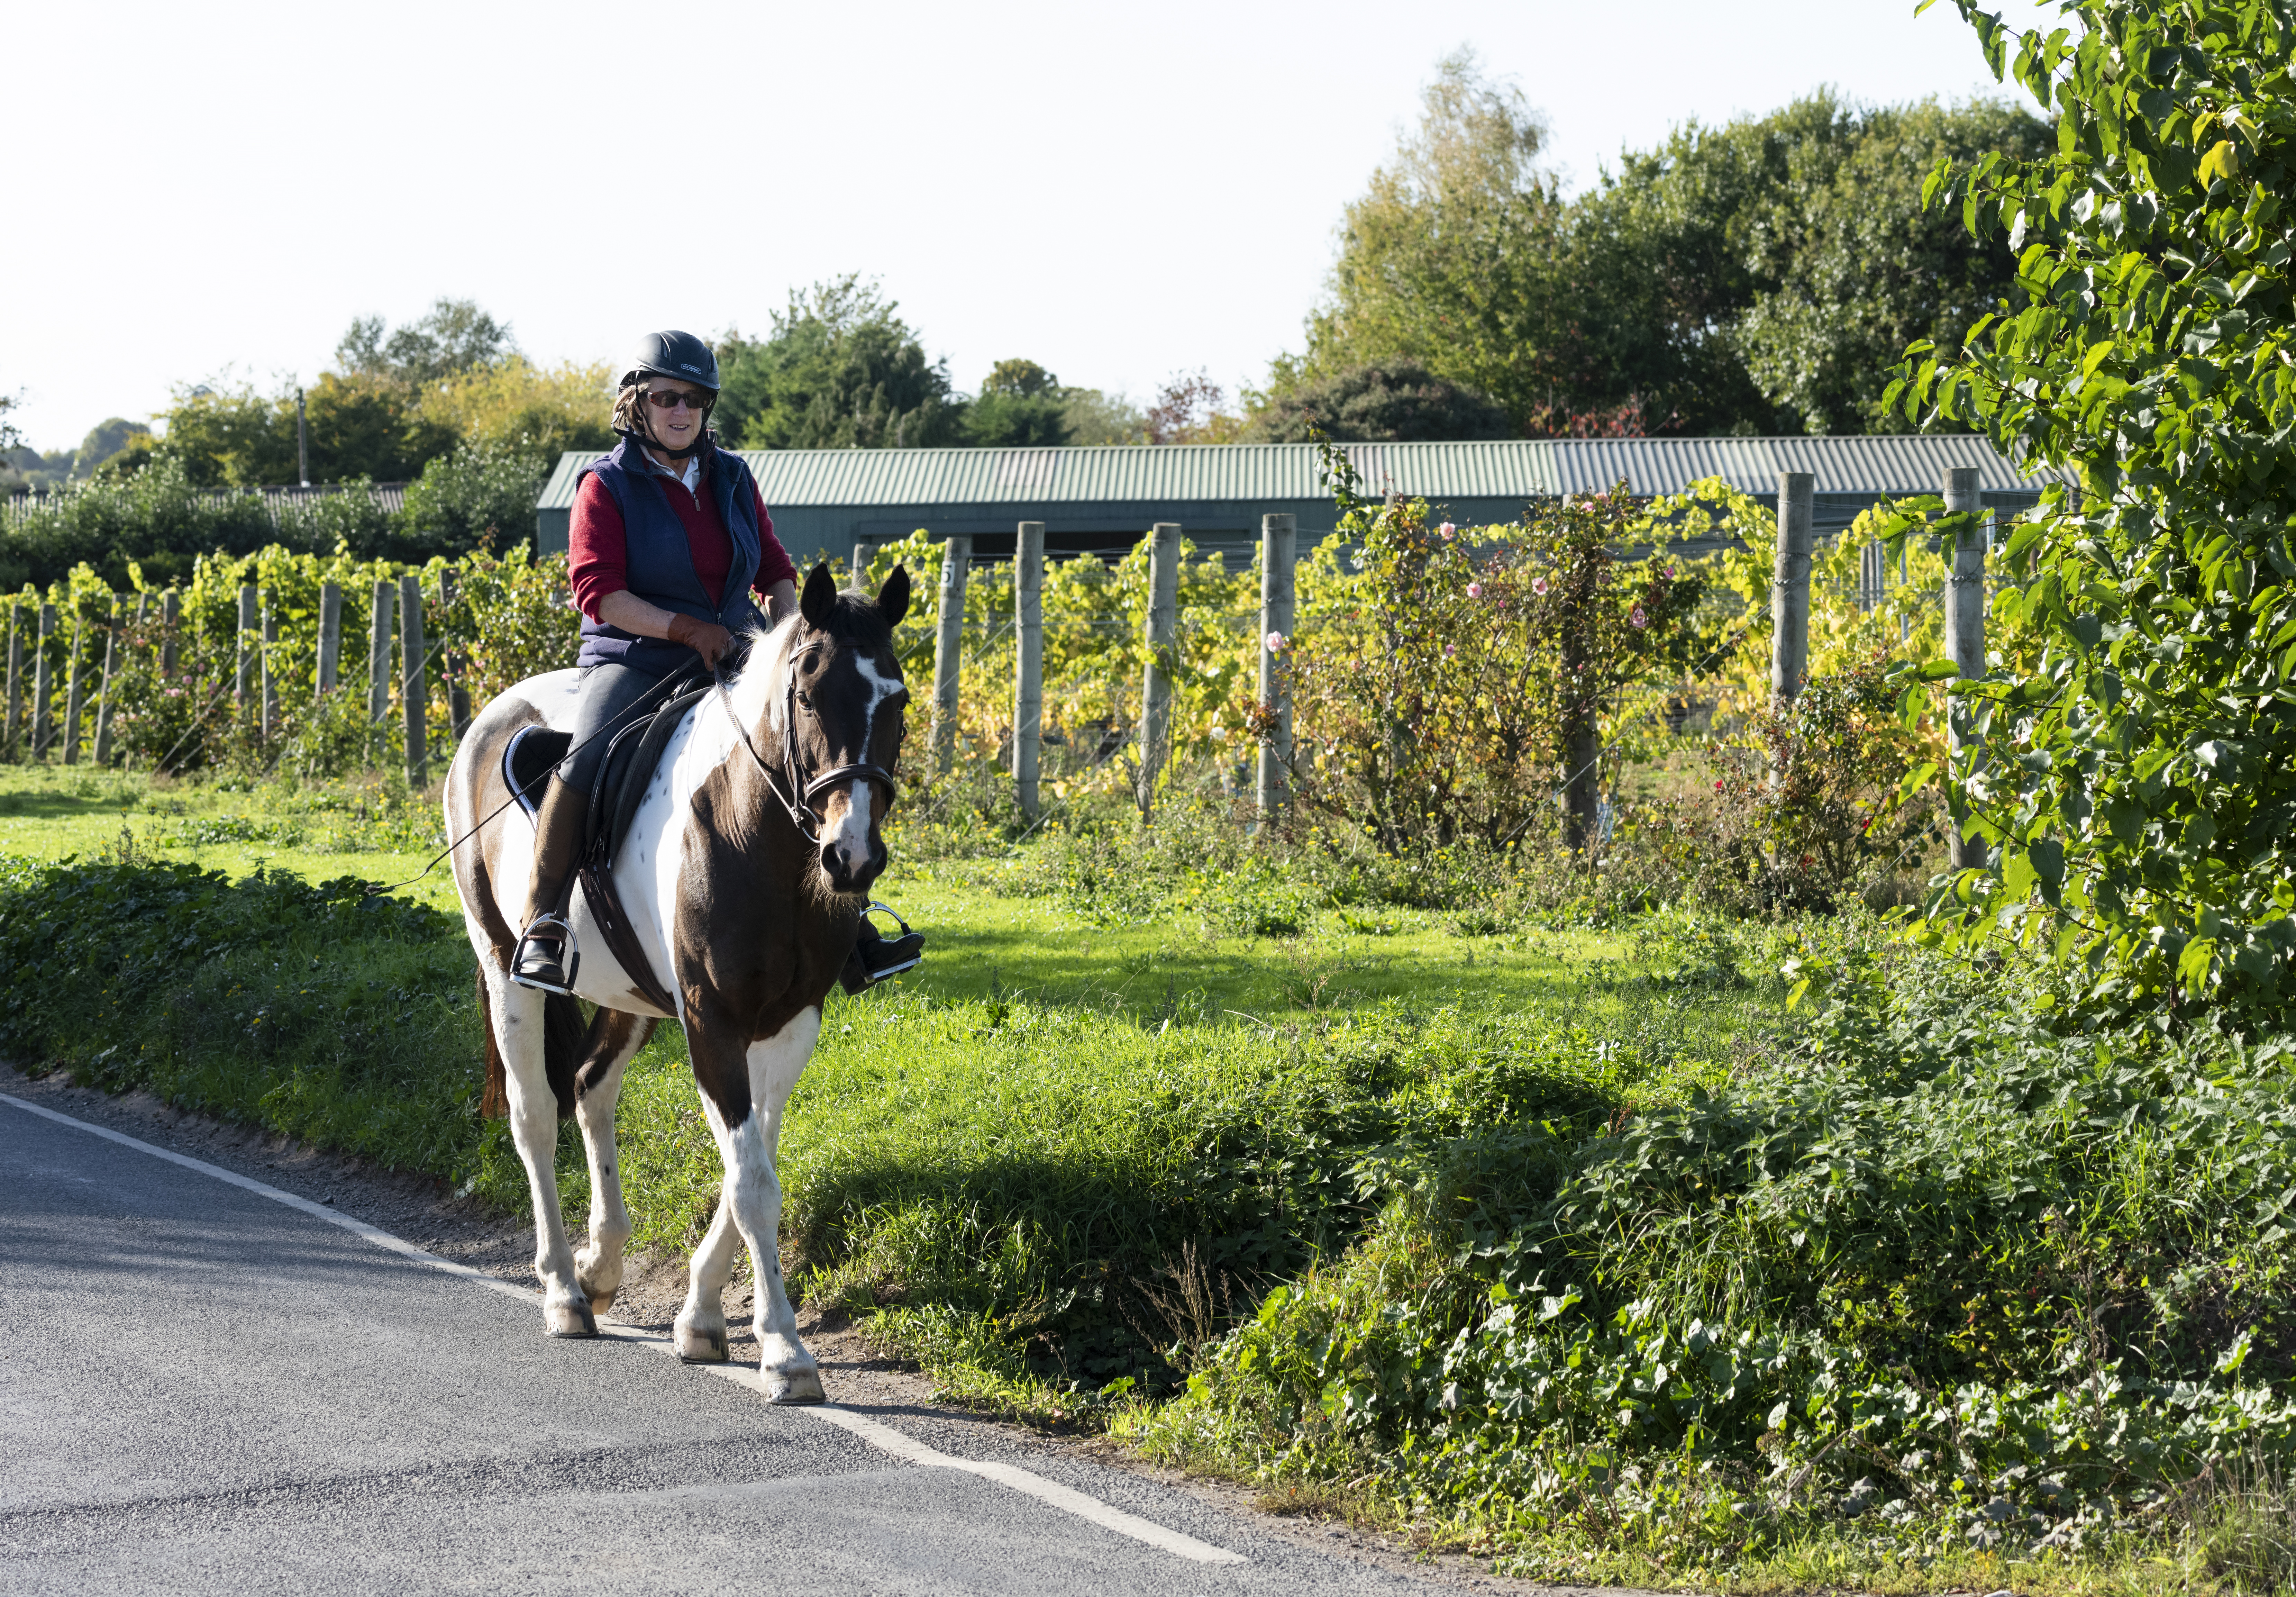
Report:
446,562,910,1402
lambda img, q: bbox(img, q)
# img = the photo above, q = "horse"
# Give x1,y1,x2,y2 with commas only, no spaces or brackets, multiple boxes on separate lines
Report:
444,562,911,1402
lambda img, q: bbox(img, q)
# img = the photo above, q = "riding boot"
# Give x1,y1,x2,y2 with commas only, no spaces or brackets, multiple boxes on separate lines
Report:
511,778,591,993
839,909,924,996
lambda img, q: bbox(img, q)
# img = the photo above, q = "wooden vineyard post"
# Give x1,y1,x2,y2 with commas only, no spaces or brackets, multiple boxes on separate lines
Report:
93,598,122,766
1770,472,1815,705
160,590,180,677
260,590,280,744
930,536,971,774
1137,522,1181,819
1255,512,1296,818
30,604,55,760
399,573,427,786
851,539,878,587
316,580,342,695
1942,466,1988,870
62,608,87,765
367,579,395,764
3,601,20,760
1012,521,1044,819
438,569,470,740
234,584,258,726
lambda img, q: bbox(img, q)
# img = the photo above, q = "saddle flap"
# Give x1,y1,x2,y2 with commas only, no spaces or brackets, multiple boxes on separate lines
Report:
603,687,711,868
502,726,571,820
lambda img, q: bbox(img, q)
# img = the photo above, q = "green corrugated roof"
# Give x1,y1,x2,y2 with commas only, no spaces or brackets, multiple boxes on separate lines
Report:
535,442,1561,512
534,436,2062,514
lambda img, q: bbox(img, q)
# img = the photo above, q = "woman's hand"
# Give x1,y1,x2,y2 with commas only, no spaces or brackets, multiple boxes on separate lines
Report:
665,612,735,669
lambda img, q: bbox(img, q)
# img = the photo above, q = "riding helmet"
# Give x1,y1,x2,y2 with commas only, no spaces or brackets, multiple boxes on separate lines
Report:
623,330,720,392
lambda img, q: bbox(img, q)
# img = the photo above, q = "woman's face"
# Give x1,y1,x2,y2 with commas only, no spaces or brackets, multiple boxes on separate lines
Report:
643,379,712,453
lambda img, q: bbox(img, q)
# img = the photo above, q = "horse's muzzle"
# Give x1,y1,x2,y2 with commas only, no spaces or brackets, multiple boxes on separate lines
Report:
820,837,886,895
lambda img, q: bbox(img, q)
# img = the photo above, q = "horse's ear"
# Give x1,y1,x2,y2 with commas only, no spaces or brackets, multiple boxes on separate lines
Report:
800,563,837,630
877,564,911,628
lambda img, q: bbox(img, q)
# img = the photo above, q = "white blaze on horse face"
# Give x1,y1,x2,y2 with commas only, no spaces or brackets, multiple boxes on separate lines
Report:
826,778,875,879
822,651,902,880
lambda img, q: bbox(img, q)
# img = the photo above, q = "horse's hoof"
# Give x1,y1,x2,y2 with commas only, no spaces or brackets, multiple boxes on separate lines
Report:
546,1298,598,1338
586,1286,618,1316
675,1324,729,1364
762,1365,825,1405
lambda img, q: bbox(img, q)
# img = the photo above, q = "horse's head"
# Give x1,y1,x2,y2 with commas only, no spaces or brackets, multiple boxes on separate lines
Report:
781,561,911,897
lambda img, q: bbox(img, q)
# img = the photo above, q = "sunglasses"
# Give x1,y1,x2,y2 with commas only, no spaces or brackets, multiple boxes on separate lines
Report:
644,388,711,412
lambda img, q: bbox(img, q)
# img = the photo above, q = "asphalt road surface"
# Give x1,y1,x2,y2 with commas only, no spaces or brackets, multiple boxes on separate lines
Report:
0,1093,1511,1597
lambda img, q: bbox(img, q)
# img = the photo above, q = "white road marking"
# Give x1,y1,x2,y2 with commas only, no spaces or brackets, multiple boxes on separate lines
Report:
0,1091,1247,1568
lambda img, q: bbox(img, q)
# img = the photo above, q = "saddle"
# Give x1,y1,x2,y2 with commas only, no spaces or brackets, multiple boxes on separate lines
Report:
502,679,711,1015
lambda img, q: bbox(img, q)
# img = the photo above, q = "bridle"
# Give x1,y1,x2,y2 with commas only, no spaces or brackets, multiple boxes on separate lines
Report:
716,642,901,845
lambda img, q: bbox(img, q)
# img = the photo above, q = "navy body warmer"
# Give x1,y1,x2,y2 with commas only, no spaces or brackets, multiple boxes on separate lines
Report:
575,436,767,673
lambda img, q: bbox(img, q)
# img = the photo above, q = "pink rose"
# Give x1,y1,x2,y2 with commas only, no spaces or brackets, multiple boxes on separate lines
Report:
1532,577,1550,597
1466,583,1483,599
1631,605,1648,628
1264,630,1288,652
1438,522,1456,538
1443,643,1457,657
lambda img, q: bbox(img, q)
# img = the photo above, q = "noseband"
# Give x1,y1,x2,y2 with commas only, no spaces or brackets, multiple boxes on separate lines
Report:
716,647,900,845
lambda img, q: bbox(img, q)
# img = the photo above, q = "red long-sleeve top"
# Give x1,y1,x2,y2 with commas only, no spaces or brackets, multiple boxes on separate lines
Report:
567,455,798,621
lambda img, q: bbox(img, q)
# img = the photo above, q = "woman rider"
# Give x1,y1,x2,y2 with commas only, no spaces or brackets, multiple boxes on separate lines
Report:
510,329,924,996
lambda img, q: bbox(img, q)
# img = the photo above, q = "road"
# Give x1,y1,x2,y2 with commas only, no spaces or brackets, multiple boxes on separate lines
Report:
0,1092,1510,1597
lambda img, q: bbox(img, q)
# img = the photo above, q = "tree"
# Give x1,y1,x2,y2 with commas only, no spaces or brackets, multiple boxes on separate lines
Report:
715,277,964,450
73,418,143,477
0,391,20,454
1243,359,1511,442
1144,370,1242,444
1893,0,2296,1017
417,357,617,462
155,372,456,486
962,358,1072,447
1291,51,2050,435
336,298,517,389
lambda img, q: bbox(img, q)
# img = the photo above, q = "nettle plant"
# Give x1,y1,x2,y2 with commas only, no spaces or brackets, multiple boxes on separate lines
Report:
1283,438,1704,850
1893,0,2296,1017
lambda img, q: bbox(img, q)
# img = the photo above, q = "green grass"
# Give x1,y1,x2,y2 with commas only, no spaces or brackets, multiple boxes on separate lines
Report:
8,759,2290,1594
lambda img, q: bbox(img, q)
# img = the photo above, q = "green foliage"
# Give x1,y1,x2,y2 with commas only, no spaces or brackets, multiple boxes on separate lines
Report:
1242,360,1512,443
716,276,965,450
395,439,552,560
1129,947,2296,1579
1890,0,2296,1018
1293,48,2049,436
0,855,490,1181
335,297,516,389
963,358,1073,447
1286,443,1707,849
156,371,460,489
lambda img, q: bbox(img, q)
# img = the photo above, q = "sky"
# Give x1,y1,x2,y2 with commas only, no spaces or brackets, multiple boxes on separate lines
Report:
3,0,2024,454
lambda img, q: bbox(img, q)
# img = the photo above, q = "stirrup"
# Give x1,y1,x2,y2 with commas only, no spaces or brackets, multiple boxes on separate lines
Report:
511,913,581,996
840,903,923,995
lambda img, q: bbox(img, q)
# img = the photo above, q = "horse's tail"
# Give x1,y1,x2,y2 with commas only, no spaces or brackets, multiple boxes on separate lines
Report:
475,968,583,1122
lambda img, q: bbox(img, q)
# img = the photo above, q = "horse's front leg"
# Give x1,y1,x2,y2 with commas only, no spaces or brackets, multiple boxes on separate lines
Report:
572,1010,655,1315
677,1006,824,1401
478,964,593,1337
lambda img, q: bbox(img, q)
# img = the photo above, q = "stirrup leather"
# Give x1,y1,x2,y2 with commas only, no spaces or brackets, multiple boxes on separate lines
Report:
511,913,581,996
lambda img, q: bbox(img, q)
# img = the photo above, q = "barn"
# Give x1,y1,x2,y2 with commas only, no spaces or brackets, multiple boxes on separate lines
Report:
531,434,2063,566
